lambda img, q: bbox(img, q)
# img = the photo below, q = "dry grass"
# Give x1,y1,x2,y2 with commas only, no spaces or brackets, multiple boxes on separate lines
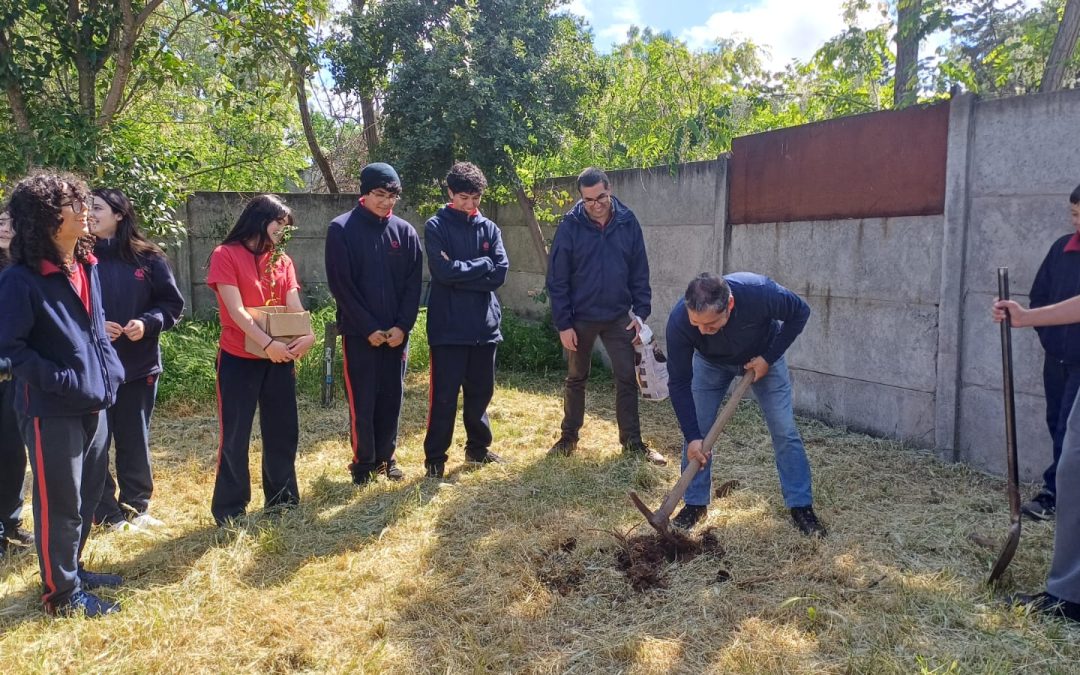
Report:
1,371,1078,674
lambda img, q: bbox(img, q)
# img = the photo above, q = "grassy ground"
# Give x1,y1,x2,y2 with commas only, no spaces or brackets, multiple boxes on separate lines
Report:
1,370,1078,673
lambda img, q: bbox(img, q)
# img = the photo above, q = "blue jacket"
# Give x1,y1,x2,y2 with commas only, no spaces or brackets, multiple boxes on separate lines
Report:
326,203,423,338
546,196,651,330
95,239,185,382
1030,234,1080,364
0,258,124,417
425,205,508,346
666,273,810,441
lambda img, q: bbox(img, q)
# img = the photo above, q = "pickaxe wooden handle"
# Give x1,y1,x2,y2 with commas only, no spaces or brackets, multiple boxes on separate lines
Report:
630,371,757,538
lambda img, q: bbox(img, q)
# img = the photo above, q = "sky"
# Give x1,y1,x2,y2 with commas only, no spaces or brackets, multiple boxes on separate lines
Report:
564,0,1045,71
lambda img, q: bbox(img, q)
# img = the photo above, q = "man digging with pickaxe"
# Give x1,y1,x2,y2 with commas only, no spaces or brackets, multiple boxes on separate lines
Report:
662,272,826,537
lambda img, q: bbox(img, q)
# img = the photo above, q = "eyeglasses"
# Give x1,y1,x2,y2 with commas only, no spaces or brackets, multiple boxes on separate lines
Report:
582,193,611,207
60,198,87,214
368,190,401,202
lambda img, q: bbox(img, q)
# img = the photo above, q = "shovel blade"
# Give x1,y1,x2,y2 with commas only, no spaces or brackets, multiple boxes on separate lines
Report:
987,522,1022,585
628,490,671,537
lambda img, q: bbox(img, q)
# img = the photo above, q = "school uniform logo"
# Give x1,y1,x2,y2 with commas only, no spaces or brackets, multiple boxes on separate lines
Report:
388,238,402,256
134,269,146,280
481,241,490,252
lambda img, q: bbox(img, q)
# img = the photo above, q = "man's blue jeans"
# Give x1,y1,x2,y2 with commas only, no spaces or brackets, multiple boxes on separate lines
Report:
682,353,813,508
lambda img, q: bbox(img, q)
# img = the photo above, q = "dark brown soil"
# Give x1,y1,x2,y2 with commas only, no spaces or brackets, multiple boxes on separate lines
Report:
614,527,725,591
536,537,585,595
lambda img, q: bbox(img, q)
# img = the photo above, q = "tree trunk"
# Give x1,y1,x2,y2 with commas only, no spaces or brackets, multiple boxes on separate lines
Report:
894,0,922,108
514,184,549,275
293,61,339,193
1041,0,1080,93
361,96,379,154
0,32,32,135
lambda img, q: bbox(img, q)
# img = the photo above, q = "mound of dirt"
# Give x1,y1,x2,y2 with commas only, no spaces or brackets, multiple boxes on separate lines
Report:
614,528,725,591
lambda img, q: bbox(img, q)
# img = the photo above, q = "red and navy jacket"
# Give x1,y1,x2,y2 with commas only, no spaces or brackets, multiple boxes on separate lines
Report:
0,256,124,417
546,196,651,331
325,202,423,338
94,238,185,382
666,273,810,442
424,205,508,347
1031,233,1080,364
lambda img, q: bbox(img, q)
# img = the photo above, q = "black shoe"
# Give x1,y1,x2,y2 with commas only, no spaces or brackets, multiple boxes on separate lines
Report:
791,506,827,538
4,525,33,547
351,470,375,487
77,567,124,590
1021,491,1056,522
624,441,667,466
425,462,445,479
466,450,506,465
672,504,708,530
46,590,120,618
381,460,405,482
548,437,577,457
1008,591,1080,622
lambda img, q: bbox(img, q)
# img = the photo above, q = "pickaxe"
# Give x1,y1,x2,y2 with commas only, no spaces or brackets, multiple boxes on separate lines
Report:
629,371,756,542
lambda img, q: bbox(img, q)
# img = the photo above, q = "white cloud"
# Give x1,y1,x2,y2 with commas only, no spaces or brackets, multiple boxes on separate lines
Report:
594,0,643,46
563,0,593,22
679,0,882,71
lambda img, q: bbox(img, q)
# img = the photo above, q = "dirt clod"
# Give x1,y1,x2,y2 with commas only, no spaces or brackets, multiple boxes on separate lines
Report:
613,527,726,591
714,479,741,499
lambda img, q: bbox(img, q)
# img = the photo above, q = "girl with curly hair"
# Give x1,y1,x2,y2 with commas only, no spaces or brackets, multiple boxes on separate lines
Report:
89,188,185,532
206,194,314,525
0,172,125,617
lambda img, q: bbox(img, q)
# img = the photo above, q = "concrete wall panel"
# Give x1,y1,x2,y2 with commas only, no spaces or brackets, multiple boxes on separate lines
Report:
957,384,1052,481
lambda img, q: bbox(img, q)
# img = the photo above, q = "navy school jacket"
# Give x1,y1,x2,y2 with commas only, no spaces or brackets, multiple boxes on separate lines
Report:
424,205,509,346
325,203,423,338
0,257,124,417
546,196,651,331
1030,233,1080,364
665,273,810,441
94,238,185,382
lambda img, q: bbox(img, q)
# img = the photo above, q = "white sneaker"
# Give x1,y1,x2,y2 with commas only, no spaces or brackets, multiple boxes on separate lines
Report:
130,513,164,529
107,520,142,533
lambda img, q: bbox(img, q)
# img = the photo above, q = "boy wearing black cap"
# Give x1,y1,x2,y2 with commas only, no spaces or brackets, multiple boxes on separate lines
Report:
326,163,423,484
422,162,509,477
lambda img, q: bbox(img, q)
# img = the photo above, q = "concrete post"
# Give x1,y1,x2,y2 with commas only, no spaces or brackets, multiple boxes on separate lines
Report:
934,92,976,460
714,155,730,274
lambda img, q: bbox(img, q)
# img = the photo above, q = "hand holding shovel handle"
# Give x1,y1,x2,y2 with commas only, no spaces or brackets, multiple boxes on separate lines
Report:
988,267,1022,584
630,371,756,538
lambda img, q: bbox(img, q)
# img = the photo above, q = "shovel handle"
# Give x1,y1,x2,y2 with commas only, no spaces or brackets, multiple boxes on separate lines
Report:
654,372,757,522
997,268,1021,521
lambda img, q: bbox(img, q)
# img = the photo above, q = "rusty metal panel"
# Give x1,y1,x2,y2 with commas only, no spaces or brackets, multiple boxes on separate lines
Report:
728,103,949,224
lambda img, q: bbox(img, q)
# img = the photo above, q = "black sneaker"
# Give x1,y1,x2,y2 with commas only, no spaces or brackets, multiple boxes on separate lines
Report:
672,504,708,530
465,450,506,465
77,567,124,590
4,525,33,547
1021,491,1056,522
381,460,405,482
46,590,120,618
351,470,375,487
425,462,445,479
1008,591,1080,622
791,506,827,538
548,437,577,457
624,441,667,466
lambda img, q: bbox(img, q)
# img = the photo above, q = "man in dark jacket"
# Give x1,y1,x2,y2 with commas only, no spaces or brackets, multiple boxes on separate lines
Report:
325,163,423,485
422,162,509,478
546,167,664,465
1024,183,1080,521
665,272,825,537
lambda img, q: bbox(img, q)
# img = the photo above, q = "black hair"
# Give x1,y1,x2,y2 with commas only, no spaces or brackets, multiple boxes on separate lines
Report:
446,162,488,194
1071,184,1080,205
219,194,293,253
577,167,610,193
8,171,94,272
92,188,165,266
684,273,731,313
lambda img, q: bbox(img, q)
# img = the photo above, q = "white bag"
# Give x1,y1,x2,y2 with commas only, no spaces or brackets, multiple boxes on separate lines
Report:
631,313,669,401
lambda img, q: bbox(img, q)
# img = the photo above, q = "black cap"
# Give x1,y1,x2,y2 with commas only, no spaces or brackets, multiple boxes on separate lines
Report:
359,163,401,195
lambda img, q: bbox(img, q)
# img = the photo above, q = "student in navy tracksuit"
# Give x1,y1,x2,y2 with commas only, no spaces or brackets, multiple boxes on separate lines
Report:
0,208,33,557
0,172,125,617
422,162,509,478
1021,184,1080,521
325,163,422,485
545,167,665,465
206,195,315,526
89,189,184,531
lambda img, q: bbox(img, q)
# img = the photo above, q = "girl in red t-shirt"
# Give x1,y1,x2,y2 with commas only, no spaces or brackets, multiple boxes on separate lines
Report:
206,194,315,525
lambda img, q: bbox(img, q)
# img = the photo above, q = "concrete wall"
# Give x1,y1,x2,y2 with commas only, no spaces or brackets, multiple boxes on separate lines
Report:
176,88,1080,479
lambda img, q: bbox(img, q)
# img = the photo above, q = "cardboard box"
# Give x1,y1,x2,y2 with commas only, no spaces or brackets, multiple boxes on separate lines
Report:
244,305,313,358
